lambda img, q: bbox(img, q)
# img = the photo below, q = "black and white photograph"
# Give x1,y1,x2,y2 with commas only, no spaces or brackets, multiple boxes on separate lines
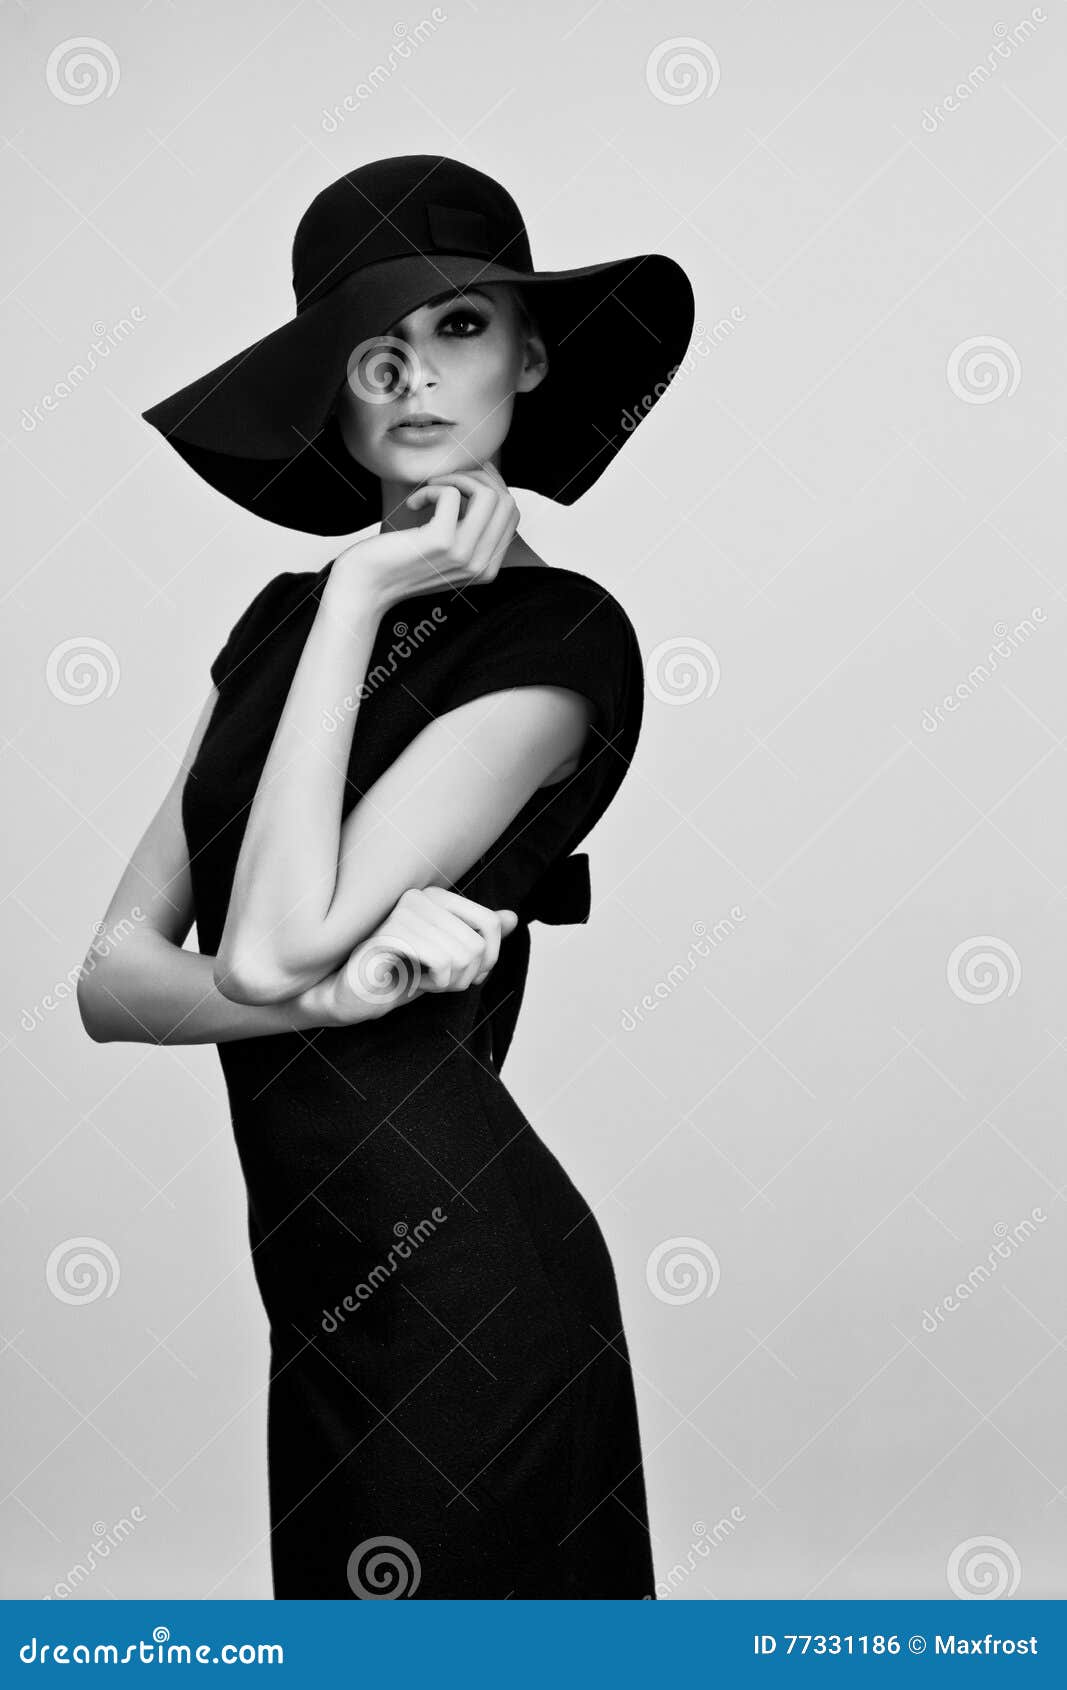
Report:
2,0,1064,1637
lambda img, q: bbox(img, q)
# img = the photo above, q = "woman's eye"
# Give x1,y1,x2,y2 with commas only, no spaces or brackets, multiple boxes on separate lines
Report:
438,308,488,337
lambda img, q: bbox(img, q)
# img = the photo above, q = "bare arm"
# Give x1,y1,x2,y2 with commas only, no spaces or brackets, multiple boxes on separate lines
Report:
82,938,313,1045
76,688,321,1045
215,569,592,1003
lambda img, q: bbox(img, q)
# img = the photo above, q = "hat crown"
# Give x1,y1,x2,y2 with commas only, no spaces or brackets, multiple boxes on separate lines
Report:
291,154,533,313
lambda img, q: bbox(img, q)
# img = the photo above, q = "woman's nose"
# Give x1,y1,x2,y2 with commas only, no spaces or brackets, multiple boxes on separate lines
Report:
402,345,438,395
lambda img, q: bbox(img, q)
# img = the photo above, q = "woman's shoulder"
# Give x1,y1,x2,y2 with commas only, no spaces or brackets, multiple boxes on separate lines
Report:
491,562,639,645
210,569,311,690
221,568,307,632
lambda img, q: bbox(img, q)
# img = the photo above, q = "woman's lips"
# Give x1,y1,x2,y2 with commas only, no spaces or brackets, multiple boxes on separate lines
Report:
387,421,452,443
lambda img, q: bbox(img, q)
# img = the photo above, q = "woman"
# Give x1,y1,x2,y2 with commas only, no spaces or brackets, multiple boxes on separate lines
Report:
79,155,695,1599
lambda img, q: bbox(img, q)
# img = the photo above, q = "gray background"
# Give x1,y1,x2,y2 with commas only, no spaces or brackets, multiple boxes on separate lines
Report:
2,0,1064,1601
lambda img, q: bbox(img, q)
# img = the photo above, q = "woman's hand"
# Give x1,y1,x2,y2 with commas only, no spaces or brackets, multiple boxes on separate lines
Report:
291,886,519,1029
328,463,520,614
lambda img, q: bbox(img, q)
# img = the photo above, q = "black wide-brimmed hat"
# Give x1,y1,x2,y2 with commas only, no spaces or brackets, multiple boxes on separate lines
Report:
141,154,695,535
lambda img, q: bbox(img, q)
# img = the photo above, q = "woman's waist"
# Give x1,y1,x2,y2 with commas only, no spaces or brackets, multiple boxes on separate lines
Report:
217,987,493,1093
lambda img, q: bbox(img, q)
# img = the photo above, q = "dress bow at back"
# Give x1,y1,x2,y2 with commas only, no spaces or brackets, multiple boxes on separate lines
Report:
522,851,591,926
480,852,591,1073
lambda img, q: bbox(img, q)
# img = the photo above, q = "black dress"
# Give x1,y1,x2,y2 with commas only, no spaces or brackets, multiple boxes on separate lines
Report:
181,557,656,1599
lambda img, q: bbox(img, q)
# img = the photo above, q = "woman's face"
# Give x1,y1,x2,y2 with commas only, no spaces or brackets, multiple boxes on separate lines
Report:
332,282,547,485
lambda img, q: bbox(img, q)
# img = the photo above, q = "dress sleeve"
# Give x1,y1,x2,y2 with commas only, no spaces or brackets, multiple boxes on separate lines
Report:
209,572,296,691
438,572,645,917
443,573,639,762
436,572,645,1073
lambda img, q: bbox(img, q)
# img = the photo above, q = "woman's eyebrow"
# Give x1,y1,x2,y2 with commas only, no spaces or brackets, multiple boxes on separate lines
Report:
387,286,495,332
424,286,494,309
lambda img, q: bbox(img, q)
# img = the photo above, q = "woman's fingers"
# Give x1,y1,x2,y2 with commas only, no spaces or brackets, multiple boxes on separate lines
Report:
419,470,517,575
403,480,496,584
393,889,501,992
458,470,520,572
376,889,517,995
418,887,518,982
426,473,499,565
469,494,520,574
403,480,463,536
327,888,519,1022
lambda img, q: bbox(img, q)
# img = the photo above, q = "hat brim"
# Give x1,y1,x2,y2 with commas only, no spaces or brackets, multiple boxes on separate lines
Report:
141,251,695,535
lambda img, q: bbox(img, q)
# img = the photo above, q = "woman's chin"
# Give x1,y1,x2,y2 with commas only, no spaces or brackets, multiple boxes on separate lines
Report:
374,437,493,487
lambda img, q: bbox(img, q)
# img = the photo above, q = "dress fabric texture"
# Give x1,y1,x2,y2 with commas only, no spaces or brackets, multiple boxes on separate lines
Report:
181,558,656,1599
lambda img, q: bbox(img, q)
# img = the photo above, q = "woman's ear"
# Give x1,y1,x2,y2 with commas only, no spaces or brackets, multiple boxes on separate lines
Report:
517,329,549,395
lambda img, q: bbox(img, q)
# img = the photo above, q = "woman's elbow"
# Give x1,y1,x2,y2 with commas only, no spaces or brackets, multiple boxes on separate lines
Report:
213,949,296,1006
77,996,109,1042
76,972,113,1042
